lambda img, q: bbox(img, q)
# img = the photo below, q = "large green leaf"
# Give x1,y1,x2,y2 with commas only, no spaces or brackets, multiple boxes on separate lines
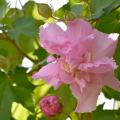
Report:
18,34,37,53
8,16,39,42
90,0,117,19
103,0,120,15
9,67,35,112
96,9,120,33
1,8,23,28
54,2,89,20
0,71,15,120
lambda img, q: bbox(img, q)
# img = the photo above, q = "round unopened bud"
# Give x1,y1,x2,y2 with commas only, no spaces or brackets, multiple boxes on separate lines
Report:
37,3,52,18
39,95,63,117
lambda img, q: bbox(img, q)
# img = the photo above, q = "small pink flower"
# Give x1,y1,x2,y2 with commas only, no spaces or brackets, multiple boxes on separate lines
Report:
33,19,120,113
39,95,63,117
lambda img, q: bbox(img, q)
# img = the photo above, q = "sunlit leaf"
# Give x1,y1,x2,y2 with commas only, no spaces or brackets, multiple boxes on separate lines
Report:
23,1,35,17
9,67,35,112
0,0,8,20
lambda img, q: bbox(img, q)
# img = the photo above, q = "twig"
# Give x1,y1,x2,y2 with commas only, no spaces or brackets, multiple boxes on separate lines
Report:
18,0,23,9
15,0,17,8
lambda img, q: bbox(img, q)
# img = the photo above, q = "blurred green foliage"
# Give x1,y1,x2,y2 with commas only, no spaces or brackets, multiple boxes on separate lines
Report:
0,0,120,120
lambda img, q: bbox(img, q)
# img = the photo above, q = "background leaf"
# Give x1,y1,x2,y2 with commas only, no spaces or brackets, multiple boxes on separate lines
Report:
0,71,15,120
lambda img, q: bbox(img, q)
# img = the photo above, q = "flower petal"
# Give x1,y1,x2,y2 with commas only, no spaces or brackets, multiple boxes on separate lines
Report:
79,57,116,73
70,74,102,112
66,19,93,42
66,35,95,68
40,23,68,54
70,81,101,113
93,30,119,59
32,62,61,88
59,69,74,84
101,72,120,92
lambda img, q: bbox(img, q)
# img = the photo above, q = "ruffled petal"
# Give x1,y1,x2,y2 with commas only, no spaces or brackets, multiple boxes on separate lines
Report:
32,62,61,88
32,62,58,79
70,74,102,113
46,77,62,89
59,69,74,84
70,81,101,113
101,72,120,92
93,30,119,59
40,23,68,55
79,57,116,73
66,19,93,42
66,35,95,68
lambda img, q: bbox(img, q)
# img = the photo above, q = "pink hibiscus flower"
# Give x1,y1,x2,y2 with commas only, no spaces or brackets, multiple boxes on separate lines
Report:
33,19,120,113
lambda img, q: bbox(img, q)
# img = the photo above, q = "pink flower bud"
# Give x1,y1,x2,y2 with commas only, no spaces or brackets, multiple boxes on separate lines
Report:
39,95,63,117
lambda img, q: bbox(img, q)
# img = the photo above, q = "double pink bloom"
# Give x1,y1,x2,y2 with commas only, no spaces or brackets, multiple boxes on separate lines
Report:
33,19,120,113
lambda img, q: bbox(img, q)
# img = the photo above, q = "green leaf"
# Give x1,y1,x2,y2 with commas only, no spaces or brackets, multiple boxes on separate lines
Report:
19,34,37,53
37,4,53,18
9,67,35,112
27,115,36,120
71,4,83,16
0,55,10,72
71,2,88,17
103,0,120,15
8,16,39,42
114,39,120,65
33,47,48,61
114,38,120,80
102,86,120,101
54,3,71,19
0,0,8,20
90,0,116,19
23,1,36,17
93,105,120,120
69,0,82,4
0,71,15,120
0,39,22,71
96,9,120,33
1,8,23,28
54,2,89,20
